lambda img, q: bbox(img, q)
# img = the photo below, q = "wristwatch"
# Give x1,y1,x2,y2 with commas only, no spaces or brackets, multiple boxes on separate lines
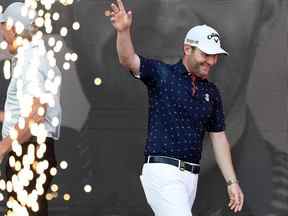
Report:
227,179,239,186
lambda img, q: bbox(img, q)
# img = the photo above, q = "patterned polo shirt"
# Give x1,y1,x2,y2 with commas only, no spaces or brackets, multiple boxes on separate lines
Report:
135,56,225,164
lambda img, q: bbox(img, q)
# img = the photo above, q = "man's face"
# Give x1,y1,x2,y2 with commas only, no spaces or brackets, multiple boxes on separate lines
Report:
187,47,219,78
0,23,16,54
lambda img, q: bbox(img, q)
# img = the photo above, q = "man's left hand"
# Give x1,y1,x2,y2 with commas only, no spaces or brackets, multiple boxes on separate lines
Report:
228,183,244,212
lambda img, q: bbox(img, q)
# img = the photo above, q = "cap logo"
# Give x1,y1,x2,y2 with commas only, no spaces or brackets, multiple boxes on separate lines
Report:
207,33,220,43
186,38,199,44
205,93,210,102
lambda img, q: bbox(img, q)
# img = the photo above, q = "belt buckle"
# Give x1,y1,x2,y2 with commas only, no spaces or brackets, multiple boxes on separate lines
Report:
179,160,185,171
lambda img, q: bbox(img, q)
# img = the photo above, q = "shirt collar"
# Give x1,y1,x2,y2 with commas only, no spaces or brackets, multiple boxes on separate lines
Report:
176,59,208,81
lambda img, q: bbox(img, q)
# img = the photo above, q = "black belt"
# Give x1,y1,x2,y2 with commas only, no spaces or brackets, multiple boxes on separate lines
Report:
145,156,200,174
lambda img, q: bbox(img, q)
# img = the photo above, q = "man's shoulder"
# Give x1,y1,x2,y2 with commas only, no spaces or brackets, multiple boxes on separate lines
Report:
140,55,166,65
204,80,222,95
139,56,173,73
205,79,218,88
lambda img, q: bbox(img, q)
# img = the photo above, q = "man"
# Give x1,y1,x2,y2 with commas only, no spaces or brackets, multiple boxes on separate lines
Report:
107,0,244,215
0,2,61,215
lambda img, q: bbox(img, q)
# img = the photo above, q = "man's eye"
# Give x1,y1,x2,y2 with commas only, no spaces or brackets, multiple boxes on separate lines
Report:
201,53,208,58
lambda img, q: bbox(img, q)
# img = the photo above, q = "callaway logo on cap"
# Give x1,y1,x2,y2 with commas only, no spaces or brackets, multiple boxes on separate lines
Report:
184,24,229,55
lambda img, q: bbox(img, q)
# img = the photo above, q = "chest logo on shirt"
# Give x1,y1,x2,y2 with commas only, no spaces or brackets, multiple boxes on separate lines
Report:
205,93,210,102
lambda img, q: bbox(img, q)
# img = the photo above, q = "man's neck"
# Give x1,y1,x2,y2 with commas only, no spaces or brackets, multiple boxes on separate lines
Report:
182,59,206,80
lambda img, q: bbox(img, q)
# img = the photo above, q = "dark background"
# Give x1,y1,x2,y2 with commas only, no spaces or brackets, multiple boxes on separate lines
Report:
0,0,287,215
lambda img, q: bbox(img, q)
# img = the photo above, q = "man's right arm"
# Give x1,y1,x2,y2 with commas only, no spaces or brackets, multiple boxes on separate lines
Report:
117,30,140,76
108,0,140,75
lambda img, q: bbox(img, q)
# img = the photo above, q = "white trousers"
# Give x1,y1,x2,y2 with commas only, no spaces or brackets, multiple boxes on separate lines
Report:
140,163,199,216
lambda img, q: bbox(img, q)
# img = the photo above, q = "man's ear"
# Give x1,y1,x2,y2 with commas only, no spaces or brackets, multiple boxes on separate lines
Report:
184,45,192,55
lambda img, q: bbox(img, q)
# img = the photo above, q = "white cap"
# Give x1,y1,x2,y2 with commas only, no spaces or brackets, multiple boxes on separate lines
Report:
0,2,36,30
184,24,228,55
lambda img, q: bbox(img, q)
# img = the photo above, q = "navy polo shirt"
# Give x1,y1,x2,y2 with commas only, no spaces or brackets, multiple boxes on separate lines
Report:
134,56,225,164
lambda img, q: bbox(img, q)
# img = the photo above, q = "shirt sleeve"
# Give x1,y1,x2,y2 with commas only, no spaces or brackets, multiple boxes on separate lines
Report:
206,86,226,132
131,56,163,87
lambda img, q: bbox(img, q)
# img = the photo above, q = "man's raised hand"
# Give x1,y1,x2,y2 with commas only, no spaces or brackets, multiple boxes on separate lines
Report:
106,0,132,32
